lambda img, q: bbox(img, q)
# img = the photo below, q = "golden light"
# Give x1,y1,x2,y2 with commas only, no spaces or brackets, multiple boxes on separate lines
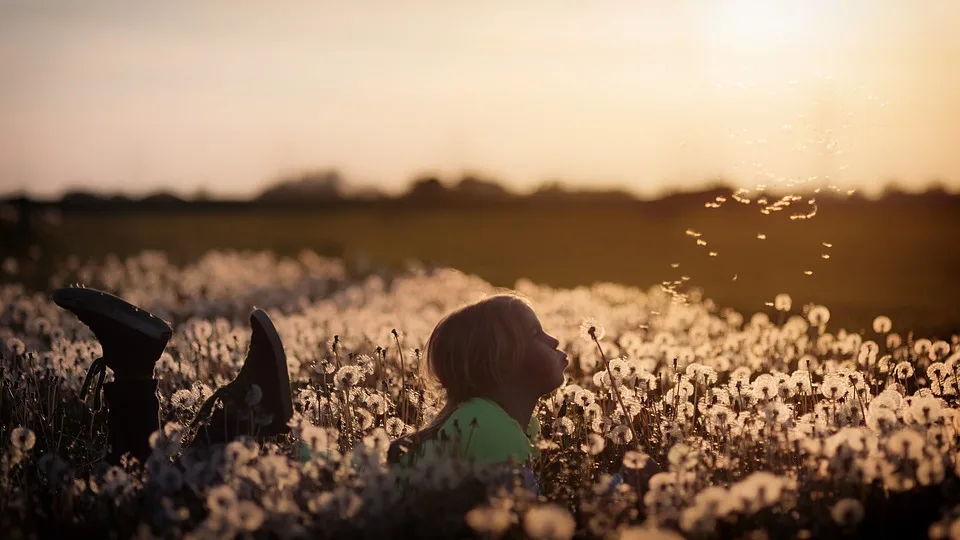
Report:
700,1,838,51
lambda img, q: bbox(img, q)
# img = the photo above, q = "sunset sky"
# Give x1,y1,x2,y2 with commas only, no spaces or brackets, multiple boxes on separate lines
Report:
1,1,959,198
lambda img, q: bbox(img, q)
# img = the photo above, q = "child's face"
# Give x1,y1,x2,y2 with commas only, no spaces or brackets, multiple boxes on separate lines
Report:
517,305,568,396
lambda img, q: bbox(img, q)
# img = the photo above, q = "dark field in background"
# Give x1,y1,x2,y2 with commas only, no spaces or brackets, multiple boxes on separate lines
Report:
4,189,959,337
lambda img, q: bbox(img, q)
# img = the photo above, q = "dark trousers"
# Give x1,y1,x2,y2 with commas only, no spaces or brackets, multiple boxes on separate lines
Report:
103,380,160,465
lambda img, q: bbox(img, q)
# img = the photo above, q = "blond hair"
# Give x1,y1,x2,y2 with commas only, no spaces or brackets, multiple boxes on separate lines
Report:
388,292,533,462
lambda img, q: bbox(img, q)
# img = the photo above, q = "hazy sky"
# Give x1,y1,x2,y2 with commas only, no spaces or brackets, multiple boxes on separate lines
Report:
1,1,959,198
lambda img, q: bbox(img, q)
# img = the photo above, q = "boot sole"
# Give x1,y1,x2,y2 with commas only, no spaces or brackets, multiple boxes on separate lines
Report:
250,309,293,425
53,287,173,341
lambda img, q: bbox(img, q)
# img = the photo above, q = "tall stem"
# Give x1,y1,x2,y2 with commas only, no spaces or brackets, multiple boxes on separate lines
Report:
590,330,640,447
393,330,407,422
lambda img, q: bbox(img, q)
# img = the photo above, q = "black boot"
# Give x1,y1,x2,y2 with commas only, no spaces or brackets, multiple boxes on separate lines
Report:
53,286,172,464
191,309,292,446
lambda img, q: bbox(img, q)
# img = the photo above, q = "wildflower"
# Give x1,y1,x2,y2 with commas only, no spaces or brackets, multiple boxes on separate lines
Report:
171,389,197,409
774,293,792,312
228,500,265,532
11,426,36,452
524,504,576,540
830,498,864,526
905,396,941,426
894,362,914,380
736,472,787,510
573,388,597,408
608,424,634,445
932,340,951,359
623,450,651,470
580,318,605,341
917,455,946,486
790,371,813,394
466,505,513,537
6,337,25,356
207,485,239,515
667,443,698,470
886,428,925,459
866,408,898,433
581,433,605,455
385,417,407,437
335,365,362,388
808,305,831,326
873,316,893,333
820,375,850,400
619,527,685,540
364,393,388,415
752,374,778,401
154,465,183,493
927,362,948,382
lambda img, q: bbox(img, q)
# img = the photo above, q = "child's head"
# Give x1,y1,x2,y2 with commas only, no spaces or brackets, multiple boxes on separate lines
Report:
424,293,568,405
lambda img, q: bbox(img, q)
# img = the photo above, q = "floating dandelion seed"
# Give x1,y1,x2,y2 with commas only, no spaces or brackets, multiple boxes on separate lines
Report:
757,234,767,240
821,254,831,259
804,270,814,276
709,252,718,257
671,263,680,268
696,239,707,246
823,242,833,248
685,229,702,238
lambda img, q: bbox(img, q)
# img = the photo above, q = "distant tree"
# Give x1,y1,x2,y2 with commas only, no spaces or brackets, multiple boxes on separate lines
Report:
140,192,184,205
529,181,571,200
454,175,512,200
404,176,450,202
60,190,103,205
257,170,344,202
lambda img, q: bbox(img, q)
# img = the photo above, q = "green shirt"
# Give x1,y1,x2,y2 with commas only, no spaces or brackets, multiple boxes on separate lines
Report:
401,398,540,467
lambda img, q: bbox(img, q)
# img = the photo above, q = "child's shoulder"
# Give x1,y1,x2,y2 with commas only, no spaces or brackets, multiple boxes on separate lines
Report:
440,398,537,461
443,397,516,432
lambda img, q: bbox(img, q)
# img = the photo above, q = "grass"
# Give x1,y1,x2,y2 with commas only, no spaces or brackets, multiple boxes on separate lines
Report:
5,195,959,337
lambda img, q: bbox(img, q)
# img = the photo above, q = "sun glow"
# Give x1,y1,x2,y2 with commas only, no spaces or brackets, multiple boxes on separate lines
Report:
701,1,839,51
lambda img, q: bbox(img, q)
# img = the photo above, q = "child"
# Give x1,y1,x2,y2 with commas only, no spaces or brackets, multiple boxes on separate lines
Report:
388,294,568,475
388,293,661,495
52,286,293,465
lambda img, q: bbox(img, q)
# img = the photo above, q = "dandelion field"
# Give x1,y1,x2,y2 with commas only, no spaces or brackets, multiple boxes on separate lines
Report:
3,248,960,539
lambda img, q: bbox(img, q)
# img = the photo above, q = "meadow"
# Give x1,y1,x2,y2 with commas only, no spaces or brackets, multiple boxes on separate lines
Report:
1,246,960,539
2,191,960,538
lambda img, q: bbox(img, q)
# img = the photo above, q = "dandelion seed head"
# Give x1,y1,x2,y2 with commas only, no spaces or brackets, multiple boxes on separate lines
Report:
11,426,36,451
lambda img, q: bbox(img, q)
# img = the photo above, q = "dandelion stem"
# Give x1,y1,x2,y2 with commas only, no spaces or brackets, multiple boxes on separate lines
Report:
393,330,407,422
590,331,640,448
